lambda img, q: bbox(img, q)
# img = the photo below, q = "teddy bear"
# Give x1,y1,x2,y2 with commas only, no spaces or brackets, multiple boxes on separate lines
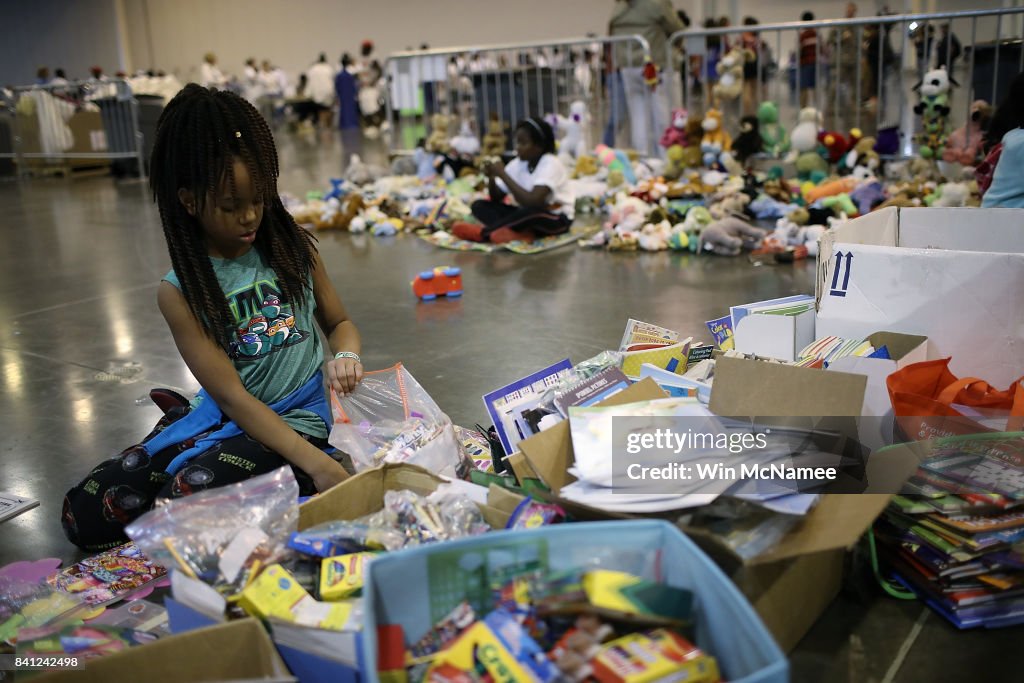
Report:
662,145,685,180
559,100,589,160
701,109,732,168
426,113,452,154
841,133,879,176
344,154,384,186
449,120,480,158
913,66,958,159
314,193,364,231
709,192,751,220
573,154,599,178
943,99,991,166
660,108,688,149
680,118,705,168
817,131,850,165
732,116,762,164
638,219,673,251
790,107,828,178
700,217,765,255
481,115,508,157
925,181,970,207
713,47,746,101
757,101,789,157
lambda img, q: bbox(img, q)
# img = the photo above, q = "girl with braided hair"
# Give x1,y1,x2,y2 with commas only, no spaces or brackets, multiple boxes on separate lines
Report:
62,84,362,551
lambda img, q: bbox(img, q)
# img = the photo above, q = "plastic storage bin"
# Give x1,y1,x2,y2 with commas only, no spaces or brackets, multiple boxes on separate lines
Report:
362,519,788,683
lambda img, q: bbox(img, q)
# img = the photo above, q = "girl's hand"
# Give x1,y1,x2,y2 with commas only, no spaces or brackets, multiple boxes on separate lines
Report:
309,457,350,492
327,355,363,395
484,159,504,178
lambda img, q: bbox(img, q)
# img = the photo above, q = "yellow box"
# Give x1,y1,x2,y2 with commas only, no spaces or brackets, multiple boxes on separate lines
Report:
239,564,353,630
592,629,720,683
319,552,374,601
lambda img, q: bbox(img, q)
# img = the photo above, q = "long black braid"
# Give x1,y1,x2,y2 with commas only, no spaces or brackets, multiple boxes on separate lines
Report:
150,84,317,351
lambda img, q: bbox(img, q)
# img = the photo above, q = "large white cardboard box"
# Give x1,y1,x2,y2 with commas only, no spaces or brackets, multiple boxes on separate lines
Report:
815,207,1024,387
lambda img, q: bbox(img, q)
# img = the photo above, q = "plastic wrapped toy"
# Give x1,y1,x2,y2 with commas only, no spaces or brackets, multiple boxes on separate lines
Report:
329,363,465,477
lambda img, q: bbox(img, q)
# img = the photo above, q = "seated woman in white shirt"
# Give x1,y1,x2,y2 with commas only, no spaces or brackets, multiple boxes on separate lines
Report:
452,117,575,244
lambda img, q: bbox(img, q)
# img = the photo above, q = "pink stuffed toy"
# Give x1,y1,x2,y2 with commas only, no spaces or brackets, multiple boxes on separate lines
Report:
660,108,689,149
943,99,991,166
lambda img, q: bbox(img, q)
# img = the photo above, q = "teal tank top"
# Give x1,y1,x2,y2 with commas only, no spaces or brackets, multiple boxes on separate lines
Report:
163,247,326,438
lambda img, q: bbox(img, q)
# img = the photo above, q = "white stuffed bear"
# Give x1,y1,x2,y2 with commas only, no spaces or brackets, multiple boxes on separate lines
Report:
559,100,589,160
790,108,822,154
449,120,481,157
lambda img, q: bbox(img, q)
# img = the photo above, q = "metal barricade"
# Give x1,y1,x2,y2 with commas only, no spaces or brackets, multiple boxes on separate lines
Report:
665,7,1024,159
384,35,663,158
0,78,146,179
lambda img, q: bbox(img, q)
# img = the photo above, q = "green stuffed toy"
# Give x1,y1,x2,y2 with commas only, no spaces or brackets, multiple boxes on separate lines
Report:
757,101,790,157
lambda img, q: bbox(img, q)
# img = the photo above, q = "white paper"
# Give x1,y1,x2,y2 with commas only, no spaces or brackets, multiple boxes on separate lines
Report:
218,527,269,584
170,570,226,619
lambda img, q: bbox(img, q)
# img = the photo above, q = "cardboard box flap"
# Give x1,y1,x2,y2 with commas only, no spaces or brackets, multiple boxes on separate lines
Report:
299,463,457,529
35,619,291,683
709,355,867,418
864,332,928,362
518,379,667,493
749,494,892,565
897,207,1024,253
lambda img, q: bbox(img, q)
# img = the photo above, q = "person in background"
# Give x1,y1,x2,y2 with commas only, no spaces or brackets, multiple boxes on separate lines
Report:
356,41,385,136
35,67,51,85
703,18,722,91
739,17,765,116
335,53,359,131
980,73,1024,207
242,58,261,104
608,0,684,154
305,53,336,129
798,11,818,108
829,3,864,115
451,117,574,245
935,23,962,73
199,52,226,89
51,69,69,85
864,10,896,111
61,85,362,550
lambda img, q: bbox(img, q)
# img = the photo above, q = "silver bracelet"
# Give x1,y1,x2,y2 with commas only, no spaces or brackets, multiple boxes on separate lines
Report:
334,351,361,364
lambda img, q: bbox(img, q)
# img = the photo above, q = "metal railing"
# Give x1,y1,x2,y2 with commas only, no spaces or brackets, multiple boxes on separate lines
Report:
384,34,664,158
665,7,1024,158
0,78,145,178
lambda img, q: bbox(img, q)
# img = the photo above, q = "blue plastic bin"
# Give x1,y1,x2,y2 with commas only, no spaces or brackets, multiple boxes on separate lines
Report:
362,520,788,683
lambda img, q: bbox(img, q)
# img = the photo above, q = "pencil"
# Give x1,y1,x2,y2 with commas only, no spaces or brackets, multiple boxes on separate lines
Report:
163,538,198,580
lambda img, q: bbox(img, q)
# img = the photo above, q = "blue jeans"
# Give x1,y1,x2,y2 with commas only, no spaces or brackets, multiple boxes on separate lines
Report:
602,71,628,147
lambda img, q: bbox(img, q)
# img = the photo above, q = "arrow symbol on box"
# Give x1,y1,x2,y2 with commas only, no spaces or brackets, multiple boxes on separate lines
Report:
830,251,853,297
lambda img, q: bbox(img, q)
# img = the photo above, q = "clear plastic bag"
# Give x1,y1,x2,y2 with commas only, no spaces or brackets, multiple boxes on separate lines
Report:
125,467,299,594
288,489,489,555
330,363,465,477
0,577,85,645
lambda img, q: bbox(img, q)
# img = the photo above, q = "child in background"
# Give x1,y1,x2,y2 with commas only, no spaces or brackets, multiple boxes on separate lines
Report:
62,85,362,551
980,73,1024,208
451,117,575,244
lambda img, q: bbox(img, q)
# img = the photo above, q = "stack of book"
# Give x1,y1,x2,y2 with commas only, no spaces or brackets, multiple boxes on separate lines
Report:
874,433,1024,629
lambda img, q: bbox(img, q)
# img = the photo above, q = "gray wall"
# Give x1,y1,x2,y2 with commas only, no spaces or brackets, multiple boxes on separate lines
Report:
0,0,122,86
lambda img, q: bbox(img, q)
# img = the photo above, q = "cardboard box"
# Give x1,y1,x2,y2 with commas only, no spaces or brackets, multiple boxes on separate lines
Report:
298,463,523,531
517,367,912,652
816,206,1024,386
35,619,294,683
733,308,815,362
827,331,929,450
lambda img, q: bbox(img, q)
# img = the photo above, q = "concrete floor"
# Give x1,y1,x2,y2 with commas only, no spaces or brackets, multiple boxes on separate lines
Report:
0,128,1020,681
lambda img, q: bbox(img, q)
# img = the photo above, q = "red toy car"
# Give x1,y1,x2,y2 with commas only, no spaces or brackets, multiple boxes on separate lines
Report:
412,266,463,300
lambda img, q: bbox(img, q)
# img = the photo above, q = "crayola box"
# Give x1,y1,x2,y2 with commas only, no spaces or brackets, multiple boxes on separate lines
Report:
426,609,561,682
319,552,375,601
592,629,721,683
239,564,355,631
